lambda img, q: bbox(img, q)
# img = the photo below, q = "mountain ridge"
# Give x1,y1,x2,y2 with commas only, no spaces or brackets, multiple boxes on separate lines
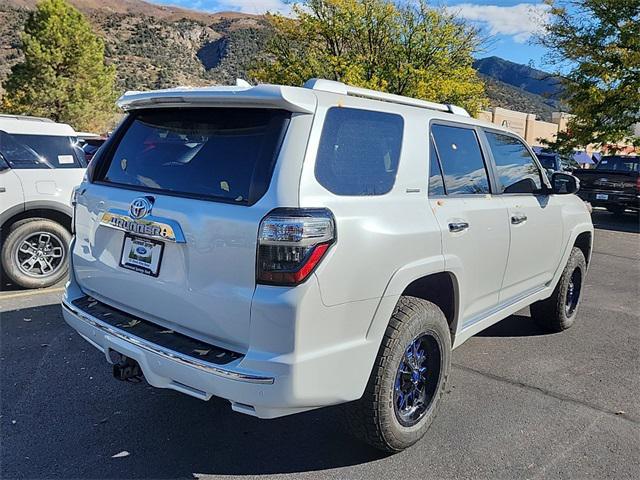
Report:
0,0,565,121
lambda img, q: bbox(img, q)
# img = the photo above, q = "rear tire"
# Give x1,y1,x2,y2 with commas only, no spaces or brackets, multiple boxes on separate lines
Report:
345,296,451,452
1,218,71,289
531,247,586,332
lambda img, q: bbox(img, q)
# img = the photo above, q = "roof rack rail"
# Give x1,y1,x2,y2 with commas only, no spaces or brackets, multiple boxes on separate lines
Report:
0,113,54,123
303,78,470,117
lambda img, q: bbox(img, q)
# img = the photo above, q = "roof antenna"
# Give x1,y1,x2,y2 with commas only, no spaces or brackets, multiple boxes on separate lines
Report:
235,79,252,88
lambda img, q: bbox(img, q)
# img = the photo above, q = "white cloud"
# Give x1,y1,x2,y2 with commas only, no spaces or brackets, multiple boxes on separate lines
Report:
450,3,551,43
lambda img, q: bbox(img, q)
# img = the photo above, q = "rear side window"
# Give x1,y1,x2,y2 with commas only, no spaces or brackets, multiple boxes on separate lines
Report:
428,138,445,196
431,124,490,195
315,107,403,195
597,156,639,172
0,131,84,169
96,108,291,205
485,132,542,193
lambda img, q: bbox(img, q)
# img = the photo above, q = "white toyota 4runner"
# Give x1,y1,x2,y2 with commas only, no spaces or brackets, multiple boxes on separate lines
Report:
62,79,593,452
1,114,86,288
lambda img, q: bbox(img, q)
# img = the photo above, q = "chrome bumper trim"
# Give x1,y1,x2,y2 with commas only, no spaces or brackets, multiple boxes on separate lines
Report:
62,299,274,385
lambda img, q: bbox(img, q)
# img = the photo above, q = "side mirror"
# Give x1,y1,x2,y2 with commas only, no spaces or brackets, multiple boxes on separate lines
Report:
551,172,579,194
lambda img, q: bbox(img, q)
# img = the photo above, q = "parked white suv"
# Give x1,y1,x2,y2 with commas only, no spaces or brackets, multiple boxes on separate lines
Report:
62,80,593,451
0,114,86,288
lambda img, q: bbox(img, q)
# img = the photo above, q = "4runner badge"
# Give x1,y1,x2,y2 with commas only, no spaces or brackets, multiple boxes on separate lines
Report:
99,208,186,243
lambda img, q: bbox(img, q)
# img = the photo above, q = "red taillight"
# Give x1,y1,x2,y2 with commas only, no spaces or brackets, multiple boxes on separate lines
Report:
257,208,335,286
636,176,640,190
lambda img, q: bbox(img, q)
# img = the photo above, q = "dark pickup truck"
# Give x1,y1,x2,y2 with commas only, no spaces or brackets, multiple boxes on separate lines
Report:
573,155,639,214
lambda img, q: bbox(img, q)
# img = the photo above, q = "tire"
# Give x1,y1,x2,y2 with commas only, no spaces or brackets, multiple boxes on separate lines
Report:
531,247,586,332
1,218,71,289
345,296,451,452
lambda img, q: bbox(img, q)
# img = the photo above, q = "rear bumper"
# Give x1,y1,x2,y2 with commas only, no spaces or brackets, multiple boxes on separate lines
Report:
62,274,380,418
62,299,273,385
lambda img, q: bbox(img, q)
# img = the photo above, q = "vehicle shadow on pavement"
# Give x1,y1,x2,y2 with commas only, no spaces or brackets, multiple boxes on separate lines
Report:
476,313,551,338
1,302,388,479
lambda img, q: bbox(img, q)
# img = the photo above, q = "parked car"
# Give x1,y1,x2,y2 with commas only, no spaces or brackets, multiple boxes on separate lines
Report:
62,79,593,452
76,133,107,163
573,155,640,214
0,114,86,288
536,150,580,174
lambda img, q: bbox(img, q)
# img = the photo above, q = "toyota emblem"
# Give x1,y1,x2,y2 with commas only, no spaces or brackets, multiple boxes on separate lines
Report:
129,197,154,219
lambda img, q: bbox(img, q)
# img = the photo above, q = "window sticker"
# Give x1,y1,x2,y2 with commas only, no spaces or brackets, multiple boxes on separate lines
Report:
58,154,75,164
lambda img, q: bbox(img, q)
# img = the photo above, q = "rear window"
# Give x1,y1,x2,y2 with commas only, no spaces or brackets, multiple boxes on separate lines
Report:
537,154,557,170
0,131,84,169
315,107,404,196
96,108,291,205
596,156,639,172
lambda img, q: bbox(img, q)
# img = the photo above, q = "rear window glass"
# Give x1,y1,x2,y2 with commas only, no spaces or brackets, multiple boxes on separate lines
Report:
0,131,84,169
596,156,639,172
96,108,291,205
315,107,403,196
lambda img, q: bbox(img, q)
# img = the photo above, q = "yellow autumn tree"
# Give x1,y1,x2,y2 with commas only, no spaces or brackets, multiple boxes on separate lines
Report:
251,0,487,115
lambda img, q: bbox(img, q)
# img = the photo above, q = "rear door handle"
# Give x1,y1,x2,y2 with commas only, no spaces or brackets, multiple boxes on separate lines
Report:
448,221,469,233
511,213,527,225
0,187,5,193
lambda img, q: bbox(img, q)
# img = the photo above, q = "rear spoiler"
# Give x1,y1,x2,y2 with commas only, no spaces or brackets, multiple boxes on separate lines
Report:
117,84,317,114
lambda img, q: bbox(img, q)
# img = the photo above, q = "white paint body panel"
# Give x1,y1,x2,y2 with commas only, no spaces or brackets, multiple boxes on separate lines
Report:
0,169,25,211
63,82,593,418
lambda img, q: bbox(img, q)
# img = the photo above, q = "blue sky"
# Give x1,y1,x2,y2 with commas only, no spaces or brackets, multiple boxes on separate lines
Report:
151,1,551,68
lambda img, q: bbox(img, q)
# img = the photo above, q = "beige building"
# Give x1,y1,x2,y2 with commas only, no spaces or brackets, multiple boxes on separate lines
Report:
478,107,639,156
477,107,568,147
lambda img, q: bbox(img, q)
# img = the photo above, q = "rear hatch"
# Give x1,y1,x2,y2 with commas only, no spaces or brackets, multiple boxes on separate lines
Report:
72,107,298,352
577,156,639,194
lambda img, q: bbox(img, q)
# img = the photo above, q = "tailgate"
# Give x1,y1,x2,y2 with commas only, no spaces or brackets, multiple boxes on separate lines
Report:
72,107,295,352
580,172,638,194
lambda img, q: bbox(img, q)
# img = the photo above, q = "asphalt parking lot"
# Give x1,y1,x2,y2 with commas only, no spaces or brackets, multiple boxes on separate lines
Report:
1,210,638,479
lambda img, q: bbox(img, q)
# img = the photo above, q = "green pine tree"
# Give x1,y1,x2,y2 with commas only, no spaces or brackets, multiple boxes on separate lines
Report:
1,0,117,132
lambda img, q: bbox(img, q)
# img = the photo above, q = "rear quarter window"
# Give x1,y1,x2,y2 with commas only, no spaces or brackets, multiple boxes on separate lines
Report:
95,108,291,205
314,107,404,196
0,131,84,169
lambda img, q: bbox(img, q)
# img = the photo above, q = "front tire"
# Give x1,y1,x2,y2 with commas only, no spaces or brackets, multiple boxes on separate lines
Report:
1,218,71,289
531,247,586,332
346,296,451,452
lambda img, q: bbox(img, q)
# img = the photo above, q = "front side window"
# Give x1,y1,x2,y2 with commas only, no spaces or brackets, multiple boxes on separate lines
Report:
96,108,291,205
315,107,404,196
486,131,542,194
0,131,84,169
430,124,490,195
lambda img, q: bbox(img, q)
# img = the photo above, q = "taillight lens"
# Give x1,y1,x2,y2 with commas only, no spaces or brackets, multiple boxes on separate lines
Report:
257,208,335,285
